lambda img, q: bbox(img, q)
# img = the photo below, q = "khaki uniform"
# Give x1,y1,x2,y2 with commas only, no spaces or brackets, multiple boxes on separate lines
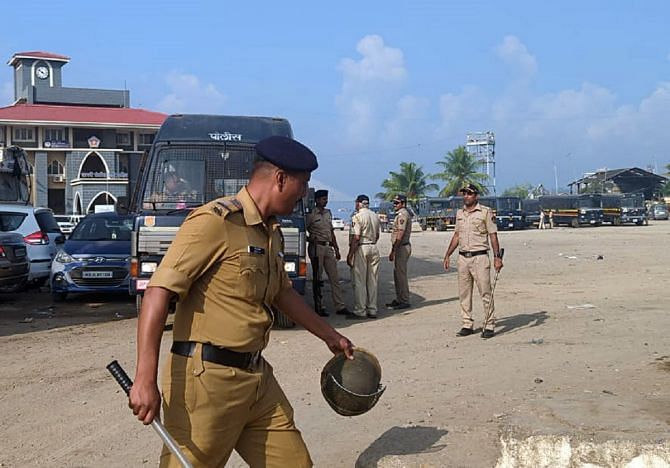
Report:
149,187,311,468
391,207,412,304
306,207,345,311
350,207,381,316
454,203,498,331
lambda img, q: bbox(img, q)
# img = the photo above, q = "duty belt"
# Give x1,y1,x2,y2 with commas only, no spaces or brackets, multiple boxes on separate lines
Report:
316,241,332,246
459,249,488,258
360,242,376,245
400,242,410,246
171,341,262,370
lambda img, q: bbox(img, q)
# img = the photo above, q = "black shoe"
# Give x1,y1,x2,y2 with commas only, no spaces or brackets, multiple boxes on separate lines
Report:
346,313,368,320
336,307,352,316
385,299,401,308
366,313,377,319
394,302,410,310
317,310,330,317
456,327,475,337
481,329,495,339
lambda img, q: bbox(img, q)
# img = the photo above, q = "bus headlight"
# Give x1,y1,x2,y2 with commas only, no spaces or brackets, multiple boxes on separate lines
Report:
580,209,587,214
141,262,158,273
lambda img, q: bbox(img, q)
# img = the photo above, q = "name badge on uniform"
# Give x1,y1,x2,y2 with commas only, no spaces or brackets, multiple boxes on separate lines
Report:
248,246,266,255
277,251,285,259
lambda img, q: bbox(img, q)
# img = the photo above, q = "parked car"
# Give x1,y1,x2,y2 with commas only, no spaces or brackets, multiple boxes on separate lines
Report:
331,217,345,230
0,232,29,291
0,204,63,286
50,213,133,301
53,215,76,235
648,204,669,220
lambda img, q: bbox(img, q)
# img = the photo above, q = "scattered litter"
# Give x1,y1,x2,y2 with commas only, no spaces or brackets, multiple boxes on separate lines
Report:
566,304,596,310
602,389,615,396
114,312,124,318
19,317,34,323
596,255,604,260
565,255,578,259
534,378,543,384
530,338,544,345
494,413,505,419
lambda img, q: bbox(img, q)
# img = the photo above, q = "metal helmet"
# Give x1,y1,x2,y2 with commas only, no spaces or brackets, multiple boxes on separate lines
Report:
320,347,386,417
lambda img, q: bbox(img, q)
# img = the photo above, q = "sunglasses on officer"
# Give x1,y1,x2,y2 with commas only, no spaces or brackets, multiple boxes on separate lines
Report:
392,200,401,205
461,190,476,196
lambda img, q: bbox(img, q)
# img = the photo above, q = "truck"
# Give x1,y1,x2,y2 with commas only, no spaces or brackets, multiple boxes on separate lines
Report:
620,193,647,225
127,114,308,328
600,194,623,225
416,196,460,231
539,194,603,227
479,196,526,230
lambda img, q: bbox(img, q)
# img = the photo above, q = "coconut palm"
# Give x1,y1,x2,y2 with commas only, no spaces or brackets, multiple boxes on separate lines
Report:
432,146,489,196
376,162,438,206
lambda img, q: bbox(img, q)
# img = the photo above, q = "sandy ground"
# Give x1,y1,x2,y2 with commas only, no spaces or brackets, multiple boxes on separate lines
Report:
1,222,669,467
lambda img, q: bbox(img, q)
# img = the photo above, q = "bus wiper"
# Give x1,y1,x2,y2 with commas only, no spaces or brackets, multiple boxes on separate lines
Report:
166,203,203,215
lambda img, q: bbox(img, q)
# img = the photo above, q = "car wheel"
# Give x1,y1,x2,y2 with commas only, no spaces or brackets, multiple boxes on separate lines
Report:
52,292,68,302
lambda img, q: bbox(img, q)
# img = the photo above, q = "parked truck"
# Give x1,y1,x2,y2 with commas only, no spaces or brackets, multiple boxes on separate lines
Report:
126,114,308,328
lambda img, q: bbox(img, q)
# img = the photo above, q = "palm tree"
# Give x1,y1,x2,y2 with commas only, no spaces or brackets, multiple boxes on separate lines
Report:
432,146,489,196
376,162,438,206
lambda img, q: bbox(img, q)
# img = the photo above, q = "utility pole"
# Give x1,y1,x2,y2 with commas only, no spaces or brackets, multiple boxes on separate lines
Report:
553,161,559,194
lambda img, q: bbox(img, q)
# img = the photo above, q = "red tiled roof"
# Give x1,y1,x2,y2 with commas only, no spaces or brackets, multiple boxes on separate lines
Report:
8,51,71,66
0,104,167,128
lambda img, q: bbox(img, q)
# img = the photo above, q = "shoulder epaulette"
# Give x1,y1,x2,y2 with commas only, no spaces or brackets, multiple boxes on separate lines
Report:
212,197,243,217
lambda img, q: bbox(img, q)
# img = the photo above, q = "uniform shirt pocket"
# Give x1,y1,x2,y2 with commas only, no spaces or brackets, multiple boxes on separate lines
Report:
238,252,268,301
473,218,487,234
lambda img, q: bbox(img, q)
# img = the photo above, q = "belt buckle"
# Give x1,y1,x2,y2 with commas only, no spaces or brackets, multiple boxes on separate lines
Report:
247,350,261,371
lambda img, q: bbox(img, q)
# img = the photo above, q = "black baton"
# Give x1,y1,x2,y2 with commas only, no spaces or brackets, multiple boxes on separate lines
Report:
107,361,193,468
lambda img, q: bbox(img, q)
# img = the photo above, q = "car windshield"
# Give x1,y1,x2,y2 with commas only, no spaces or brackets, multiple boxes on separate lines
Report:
70,217,133,241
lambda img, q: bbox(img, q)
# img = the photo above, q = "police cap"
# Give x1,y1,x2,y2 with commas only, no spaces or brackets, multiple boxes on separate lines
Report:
255,136,318,172
459,183,480,194
355,194,370,204
315,189,328,198
393,193,407,203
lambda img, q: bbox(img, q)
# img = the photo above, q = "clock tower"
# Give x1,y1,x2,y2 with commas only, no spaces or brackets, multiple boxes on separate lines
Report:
7,51,70,104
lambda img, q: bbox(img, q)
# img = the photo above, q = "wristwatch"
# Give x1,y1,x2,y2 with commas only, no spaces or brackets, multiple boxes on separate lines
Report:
494,252,503,259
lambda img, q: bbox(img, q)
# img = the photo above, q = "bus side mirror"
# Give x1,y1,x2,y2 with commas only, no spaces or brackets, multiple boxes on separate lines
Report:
115,196,130,215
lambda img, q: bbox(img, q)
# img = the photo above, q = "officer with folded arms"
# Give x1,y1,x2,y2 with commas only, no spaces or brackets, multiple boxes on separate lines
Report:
129,136,354,467
443,184,503,339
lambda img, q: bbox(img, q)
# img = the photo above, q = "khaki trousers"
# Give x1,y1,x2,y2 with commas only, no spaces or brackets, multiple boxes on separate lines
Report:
160,349,312,468
352,244,380,315
393,244,411,304
457,254,495,330
315,244,345,310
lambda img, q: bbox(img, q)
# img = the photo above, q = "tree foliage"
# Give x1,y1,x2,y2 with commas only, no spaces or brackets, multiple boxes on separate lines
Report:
501,183,534,199
432,146,489,196
376,162,438,206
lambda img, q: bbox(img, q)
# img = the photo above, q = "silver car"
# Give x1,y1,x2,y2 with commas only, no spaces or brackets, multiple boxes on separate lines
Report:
649,204,669,220
0,205,64,286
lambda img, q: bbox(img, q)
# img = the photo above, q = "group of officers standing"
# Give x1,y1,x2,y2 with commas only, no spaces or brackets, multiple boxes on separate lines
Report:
306,190,412,320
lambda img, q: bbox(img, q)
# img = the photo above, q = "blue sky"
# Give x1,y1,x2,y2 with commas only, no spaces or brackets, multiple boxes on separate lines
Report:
2,0,670,201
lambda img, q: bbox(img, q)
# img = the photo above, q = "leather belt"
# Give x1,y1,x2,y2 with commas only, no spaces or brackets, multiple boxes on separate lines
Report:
400,242,410,246
459,250,488,258
316,241,332,246
171,341,262,370
360,242,376,245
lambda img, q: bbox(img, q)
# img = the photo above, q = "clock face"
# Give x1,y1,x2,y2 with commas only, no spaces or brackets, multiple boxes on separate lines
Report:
36,66,49,80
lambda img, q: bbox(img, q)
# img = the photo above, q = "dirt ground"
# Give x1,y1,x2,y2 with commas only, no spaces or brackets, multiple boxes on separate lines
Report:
1,222,669,467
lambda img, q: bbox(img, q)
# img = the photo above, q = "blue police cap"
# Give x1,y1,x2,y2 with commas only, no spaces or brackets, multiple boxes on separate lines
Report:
315,189,328,198
255,136,318,172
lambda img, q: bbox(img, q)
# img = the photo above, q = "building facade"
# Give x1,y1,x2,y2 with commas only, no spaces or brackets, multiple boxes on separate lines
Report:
0,51,166,214
569,167,668,199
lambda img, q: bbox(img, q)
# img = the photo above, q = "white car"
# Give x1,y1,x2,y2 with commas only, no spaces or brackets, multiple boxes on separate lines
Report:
331,217,345,230
53,215,76,235
0,204,64,286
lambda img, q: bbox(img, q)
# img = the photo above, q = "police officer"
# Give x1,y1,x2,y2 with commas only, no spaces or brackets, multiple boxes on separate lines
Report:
346,194,381,319
129,136,354,467
442,184,503,339
306,189,351,317
387,193,412,309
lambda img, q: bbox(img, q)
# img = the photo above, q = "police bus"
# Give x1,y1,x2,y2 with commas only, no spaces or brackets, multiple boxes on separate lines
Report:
620,192,647,225
126,114,307,327
538,194,603,227
479,196,526,230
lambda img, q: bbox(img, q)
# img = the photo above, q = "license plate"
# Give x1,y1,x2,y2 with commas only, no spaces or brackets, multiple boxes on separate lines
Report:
83,271,113,278
15,248,26,257
590,220,596,224
136,279,150,290
508,223,514,228
632,219,638,223
284,262,296,273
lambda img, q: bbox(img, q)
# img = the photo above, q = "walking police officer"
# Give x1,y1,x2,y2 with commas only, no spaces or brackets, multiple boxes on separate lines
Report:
387,193,412,309
306,189,350,316
129,136,354,467
443,184,503,338
346,194,381,319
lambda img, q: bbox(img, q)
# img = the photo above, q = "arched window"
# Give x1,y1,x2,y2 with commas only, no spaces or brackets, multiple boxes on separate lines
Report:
79,152,108,178
47,160,64,176
87,191,116,213
74,193,83,215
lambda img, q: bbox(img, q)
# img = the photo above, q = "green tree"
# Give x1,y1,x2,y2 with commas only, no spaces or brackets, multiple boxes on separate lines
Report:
432,146,489,196
502,183,534,199
376,162,438,206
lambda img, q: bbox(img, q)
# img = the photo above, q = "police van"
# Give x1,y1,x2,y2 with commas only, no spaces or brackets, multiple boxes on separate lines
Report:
126,115,307,327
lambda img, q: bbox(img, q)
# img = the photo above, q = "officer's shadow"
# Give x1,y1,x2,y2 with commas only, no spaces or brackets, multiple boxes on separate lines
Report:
355,425,448,468
496,310,549,335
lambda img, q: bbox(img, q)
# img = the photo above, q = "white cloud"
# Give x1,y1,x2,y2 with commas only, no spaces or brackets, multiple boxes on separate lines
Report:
495,35,538,81
156,72,226,114
336,35,408,144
